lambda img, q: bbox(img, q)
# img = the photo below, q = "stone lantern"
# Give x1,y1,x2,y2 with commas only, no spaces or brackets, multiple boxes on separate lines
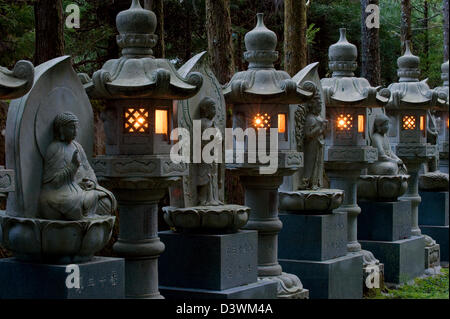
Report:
224,13,316,299
0,61,34,200
80,0,203,299
321,29,391,275
386,42,447,271
435,60,449,173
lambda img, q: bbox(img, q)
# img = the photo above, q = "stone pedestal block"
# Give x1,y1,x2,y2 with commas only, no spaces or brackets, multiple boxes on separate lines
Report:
425,243,440,269
159,230,258,291
278,212,347,261
358,201,412,241
279,253,363,299
420,225,449,262
0,257,125,299
360,236,425,284
160,280,278,299
418,191,449,226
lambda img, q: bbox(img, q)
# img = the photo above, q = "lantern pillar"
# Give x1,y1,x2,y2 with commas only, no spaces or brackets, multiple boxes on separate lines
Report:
224,13,316,299
81,0,203,298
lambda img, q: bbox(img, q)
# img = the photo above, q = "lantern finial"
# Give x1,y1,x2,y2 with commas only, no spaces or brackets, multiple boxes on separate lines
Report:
397,40,420,82
243,13,278,69
116,0,158,57
328,28,358,78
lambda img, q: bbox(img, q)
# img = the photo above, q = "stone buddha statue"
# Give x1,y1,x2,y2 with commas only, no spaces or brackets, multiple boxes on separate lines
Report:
368,113,406,175
39,112,117,220
196,97,223,206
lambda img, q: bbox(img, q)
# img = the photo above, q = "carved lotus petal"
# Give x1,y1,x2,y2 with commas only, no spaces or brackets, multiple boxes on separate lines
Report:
79,220,113,257
4,219,41,255
358,175,409,201
162,205,250,233
279,189,344,214
42,222,83,256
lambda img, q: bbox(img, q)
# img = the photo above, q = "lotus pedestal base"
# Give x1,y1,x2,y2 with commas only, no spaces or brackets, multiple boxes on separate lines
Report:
0,257,124,299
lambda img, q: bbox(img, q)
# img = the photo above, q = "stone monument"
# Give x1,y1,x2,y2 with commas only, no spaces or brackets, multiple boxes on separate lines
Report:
357,108,425,285
321,28,391,288
158,52,277,299
0,56,124,299
386,42,447,274
278,63,364,299
224,13,317,299
80,0,203,298
417,60,449,264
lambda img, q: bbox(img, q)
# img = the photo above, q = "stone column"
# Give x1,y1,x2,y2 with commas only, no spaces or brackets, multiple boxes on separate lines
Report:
241,176,284,276
240,175,307,298
327,169,362,252
400,161,422,236
105,181,169,299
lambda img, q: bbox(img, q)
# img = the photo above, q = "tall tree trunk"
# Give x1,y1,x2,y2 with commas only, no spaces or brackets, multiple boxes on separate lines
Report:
34,0,65,65
423,0,429,73
205,0,235,84
361,0,381,86
444,0,449,61
284,0,307,76
401,0,412,53
144,0,165,58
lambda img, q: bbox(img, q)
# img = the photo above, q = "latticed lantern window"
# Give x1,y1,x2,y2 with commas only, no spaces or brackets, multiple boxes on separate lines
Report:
402,115,416,130
336,114,353,131
124,108,150,133
253,113,271,129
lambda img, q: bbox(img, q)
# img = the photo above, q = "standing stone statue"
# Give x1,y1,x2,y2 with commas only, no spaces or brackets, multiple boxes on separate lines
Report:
296,93,327,190
39,112,117,220
196,97,223,206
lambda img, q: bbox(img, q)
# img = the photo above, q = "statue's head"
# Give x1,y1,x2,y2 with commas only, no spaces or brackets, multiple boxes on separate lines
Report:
306,92,322,115
199,96,217,120
54,112,79,142
373,113,390,135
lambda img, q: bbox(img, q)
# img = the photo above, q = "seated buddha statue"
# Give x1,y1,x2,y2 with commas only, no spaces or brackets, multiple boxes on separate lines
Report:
39,112,117,220
368,113,406,176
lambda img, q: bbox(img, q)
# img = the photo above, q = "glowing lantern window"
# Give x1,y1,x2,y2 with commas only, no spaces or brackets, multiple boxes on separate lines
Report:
278,114,286,133
253,113,271,129
125,108,149,133
402,115,416,130
447,118,449,128
155,109,168,134
420,116,425,131
357,115,365,133
336,114,353,131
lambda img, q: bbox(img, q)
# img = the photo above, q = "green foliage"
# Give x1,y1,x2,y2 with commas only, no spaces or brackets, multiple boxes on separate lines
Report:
369,268,449,299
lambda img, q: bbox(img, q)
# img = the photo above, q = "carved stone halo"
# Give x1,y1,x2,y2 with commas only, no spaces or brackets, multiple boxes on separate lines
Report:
278,189,344,214
357,175,410,201
162,205,250,233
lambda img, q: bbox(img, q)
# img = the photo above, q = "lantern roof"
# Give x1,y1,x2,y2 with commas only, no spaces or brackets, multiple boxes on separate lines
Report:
436,60,449,107
386,42,447,111
223,13,315,104
80,0,202,100
321,28,390,108
0,60,34,100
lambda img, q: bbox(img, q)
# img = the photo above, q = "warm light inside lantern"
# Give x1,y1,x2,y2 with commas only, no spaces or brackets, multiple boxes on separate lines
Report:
155,109,168,134
402,115,416,130
358,115,364,133
253,113,271,129
420,116,425,131
336,114,353,131
124,107,149,133
278,114,286,133
447,118,449,128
